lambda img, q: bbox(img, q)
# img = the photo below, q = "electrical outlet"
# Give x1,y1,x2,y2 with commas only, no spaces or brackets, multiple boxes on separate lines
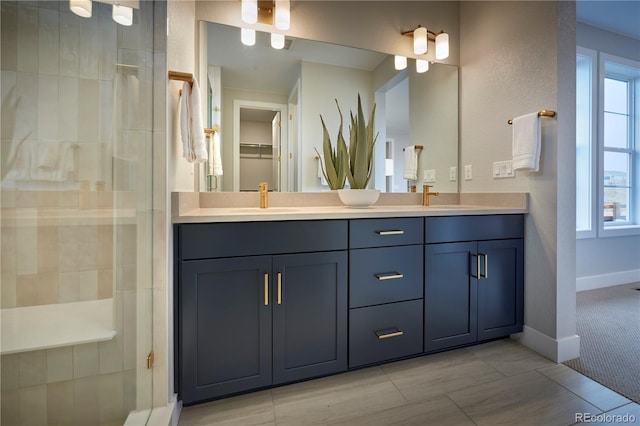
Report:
464,164,472,180
449,166,457,181
424,169,436,183
492,160,515,178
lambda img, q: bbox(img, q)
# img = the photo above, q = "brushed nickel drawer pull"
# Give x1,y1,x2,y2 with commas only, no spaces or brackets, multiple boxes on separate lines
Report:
375,329,404,339
277,272,282,305
471,254,480,279
375,273,404,281
264,273,269,306
376,230,404,236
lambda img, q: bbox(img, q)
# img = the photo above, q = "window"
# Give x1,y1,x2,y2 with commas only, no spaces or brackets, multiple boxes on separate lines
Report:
576,50,640,238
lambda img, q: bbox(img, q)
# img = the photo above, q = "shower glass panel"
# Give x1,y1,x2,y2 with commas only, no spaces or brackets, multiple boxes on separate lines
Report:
0,1,154,424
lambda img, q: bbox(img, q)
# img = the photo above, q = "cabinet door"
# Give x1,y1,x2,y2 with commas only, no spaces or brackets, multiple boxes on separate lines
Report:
179,256,272,404
272,251,347,384
477,239,524,340
424,242,478,352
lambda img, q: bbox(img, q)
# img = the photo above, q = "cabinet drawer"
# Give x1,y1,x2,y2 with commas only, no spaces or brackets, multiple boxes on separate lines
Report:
350,218,423,248
349,300,423,368
177,220,348,260
350,245,423,308
425,215,524,243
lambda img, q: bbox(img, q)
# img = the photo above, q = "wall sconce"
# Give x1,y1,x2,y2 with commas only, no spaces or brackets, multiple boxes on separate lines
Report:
241,0,291,49
241,28,256,46
401,26,450,63
69,0,137,26
416,59,429,73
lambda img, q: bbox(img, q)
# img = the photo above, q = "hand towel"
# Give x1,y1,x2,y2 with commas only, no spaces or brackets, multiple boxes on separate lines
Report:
36,142,59,169
403,145,418,181
512,112,541,172
211,131,223,176
180,79,208,163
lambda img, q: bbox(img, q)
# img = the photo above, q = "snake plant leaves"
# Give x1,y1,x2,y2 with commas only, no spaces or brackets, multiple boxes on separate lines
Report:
345,94,377,189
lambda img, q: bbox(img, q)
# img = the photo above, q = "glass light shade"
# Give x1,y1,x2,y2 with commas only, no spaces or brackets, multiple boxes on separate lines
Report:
394,55,407,70
70,0,92,18
275,0,290,30
435,32,450,60
241,28,256,46
413,27,427,55
271,33,285,49
112,4,133,26
416,59,429,73
241,0,258,24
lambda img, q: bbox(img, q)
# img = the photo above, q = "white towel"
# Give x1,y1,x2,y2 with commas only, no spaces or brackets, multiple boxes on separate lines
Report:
211,131,223,176
180,79,207,163
403,145,418,181
512,112,541,172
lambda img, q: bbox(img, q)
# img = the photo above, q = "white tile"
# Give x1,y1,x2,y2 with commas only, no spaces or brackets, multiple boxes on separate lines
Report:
78,79,99,142
58,271,80,303
1,2,18,71
1,354,20,391
58,225,79,273
98,79,114,146
16,207,38,275
122,289,137,370
17,4,38,73
77,224,98,270
1,389,20,425
47,380,75,425
98,7,117,81
38,7,59,75
19,350,47,387
99,333,124,374
73,376,99,425
37,74,59,142
1,270,17,310
1,71,17,140
78,269,98,301
78,15,99,79
20,384,48,425
16,72,38,142
98,371,125,424
73,342,99,379
59,10,79,77
58,76,78,142
47,347,73,383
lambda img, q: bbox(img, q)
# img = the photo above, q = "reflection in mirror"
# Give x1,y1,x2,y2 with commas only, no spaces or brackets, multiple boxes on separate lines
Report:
203,21,458,193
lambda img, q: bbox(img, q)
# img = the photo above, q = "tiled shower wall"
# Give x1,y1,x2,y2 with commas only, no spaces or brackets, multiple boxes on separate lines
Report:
1,0,156,423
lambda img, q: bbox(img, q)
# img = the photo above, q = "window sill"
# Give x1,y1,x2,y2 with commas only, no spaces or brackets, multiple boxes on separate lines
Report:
600,224,640,238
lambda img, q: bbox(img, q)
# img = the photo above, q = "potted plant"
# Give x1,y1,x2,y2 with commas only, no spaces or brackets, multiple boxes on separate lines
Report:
317,95,379,206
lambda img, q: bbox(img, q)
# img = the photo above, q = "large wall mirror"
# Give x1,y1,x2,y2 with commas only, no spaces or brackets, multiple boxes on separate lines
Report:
201,21,458,193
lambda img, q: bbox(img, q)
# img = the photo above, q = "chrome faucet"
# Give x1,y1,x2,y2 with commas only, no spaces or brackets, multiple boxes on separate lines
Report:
423,184,439,206
259,182,268,208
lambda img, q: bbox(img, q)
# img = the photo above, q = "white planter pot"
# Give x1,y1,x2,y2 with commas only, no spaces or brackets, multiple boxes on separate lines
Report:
337,189,380,208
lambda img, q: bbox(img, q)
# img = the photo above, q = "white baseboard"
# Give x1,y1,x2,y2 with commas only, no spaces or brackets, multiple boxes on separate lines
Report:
576,269,640,292
511,326,580,363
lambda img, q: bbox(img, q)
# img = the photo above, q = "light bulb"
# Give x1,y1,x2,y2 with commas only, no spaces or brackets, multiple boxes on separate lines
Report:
435,32,449,60
394,55,407,70
241,28,256,46
275,0,290,30
416,59,429,73
112,4,133,26
70,0,92,18
271,33,285,49
241,0,258,24
413,26,427,55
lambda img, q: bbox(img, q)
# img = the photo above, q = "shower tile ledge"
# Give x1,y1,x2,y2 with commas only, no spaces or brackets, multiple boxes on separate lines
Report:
1,299,116,355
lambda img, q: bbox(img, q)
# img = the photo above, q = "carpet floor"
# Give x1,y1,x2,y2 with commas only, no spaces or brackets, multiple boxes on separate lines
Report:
564,282,640,404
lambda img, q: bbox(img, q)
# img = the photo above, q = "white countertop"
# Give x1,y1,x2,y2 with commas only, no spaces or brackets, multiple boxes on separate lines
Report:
173,204,528,223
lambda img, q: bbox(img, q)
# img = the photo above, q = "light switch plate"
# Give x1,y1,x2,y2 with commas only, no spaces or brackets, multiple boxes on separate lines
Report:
424,169,436,183
464,164,472,180
492,160,515,178
449,166,457,181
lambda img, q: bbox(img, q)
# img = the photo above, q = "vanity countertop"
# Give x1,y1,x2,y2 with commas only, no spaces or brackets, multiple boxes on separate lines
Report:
173,204,528,223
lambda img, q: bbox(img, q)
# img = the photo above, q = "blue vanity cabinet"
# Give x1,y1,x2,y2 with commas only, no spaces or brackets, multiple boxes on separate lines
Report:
348,218,425,368
175,220,348,405
424,215,524,352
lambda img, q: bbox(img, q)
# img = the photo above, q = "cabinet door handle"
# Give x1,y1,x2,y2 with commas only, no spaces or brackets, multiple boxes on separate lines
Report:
277,272,282,305
480,253,488,279
375,328,404,339
264,273,269,306
471,254,480,278
376,230,404,236
375,272,404,281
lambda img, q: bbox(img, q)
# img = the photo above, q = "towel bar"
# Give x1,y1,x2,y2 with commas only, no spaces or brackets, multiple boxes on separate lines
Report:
508,110,556,125
402,145,423,151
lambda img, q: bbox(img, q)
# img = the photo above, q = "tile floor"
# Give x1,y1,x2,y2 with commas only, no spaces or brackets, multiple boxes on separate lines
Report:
178,339,640,426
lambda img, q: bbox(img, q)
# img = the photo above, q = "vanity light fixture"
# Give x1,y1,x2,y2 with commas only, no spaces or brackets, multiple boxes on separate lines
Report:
394,55,407,70
271,33,285,49
401,26,450,61
413,26,427,55
112,3,133,26
274,0,290,30
241,28,256,46
416,59,429,73
242,0,258,24
70,0,92,18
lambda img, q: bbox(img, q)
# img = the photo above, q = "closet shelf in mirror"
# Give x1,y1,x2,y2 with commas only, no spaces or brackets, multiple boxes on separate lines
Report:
240,143,273,159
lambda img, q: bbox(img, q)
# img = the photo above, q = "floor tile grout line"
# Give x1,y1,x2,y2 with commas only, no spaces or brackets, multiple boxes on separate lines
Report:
379,363,411,405
443,393,479,426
